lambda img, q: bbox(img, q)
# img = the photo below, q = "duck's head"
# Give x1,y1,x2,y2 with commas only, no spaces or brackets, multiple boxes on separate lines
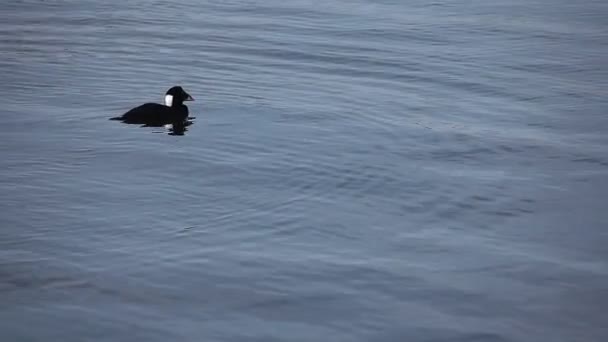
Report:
164,86,194,107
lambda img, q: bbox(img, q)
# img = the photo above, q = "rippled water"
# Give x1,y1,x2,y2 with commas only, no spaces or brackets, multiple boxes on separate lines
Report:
2,1,607,341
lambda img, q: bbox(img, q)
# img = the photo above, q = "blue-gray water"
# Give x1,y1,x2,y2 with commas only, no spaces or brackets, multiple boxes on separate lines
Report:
1,1,607,341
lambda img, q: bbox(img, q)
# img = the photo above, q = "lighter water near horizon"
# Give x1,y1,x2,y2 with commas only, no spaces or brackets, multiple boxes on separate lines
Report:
1,1,607,341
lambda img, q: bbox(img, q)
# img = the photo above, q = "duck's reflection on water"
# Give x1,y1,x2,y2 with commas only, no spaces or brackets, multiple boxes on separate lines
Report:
111,117,196,136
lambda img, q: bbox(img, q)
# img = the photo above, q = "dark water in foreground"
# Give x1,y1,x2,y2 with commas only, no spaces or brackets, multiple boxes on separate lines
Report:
1,1,607,341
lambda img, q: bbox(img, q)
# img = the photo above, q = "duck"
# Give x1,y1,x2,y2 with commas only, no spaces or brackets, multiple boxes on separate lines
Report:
111,86,194,126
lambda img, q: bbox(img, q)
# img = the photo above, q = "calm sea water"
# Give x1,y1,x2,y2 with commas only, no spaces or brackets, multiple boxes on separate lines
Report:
1,1,607,341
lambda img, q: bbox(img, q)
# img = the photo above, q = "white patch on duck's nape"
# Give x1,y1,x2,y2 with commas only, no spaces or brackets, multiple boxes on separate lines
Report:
164,95,173,107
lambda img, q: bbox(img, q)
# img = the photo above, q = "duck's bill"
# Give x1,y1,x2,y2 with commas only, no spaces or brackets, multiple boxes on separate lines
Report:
185,94,194,101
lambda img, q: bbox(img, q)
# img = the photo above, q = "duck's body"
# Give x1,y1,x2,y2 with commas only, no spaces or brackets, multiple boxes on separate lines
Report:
119,102,189,125
112,86,194,126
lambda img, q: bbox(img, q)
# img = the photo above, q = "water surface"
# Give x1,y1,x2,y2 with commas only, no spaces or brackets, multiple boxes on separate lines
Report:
1,1,607,341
